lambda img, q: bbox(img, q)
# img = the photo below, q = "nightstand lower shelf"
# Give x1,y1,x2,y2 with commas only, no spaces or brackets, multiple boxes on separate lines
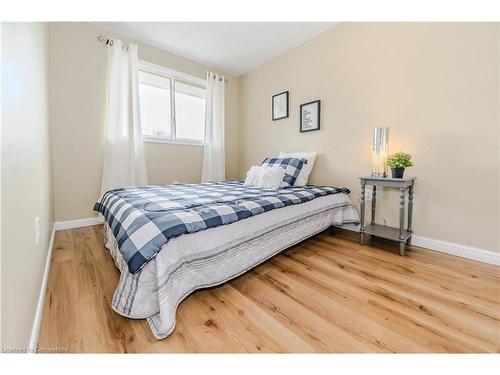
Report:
360,224,412,256
361,224,412,241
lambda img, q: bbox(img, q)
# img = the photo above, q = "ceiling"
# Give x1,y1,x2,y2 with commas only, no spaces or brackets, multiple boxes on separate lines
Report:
96,22,335,76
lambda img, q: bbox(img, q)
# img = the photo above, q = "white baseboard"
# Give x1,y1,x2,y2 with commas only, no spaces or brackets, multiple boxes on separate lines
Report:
336,224,499,266
411,235,499,266
28,225,55,353
53,216,103,231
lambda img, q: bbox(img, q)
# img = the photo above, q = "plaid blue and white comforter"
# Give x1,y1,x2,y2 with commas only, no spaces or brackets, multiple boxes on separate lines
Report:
94,181,350,274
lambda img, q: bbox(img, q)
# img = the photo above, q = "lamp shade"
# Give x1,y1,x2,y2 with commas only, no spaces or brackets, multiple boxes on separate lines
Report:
371,127,389,178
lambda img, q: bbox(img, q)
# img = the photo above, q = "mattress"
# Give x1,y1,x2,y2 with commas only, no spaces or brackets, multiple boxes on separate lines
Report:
104,192,358,339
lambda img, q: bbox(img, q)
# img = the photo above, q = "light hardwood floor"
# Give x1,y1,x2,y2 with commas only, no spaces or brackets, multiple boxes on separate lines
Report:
38,225,500,353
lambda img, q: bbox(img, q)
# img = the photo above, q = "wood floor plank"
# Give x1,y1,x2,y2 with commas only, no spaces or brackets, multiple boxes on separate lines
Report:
38,225,500,353
233,270,387,352
301,241,500,323
201,286,315,352
290,246,499,333
273,253,495,352
259,268,426,352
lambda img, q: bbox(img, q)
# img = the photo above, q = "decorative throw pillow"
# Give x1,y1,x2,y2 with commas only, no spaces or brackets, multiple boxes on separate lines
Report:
258,166,287,188
261,157,307,187
278,152,317,186
243,166,261,186
244,166,286,189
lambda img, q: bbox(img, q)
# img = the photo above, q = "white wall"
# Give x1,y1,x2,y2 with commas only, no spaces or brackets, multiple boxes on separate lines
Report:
1,22,53,349
238,23,499,254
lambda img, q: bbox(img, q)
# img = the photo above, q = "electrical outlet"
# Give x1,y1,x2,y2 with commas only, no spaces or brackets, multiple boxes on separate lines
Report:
365,189,373,201
34,216,41,246
173,180,180,185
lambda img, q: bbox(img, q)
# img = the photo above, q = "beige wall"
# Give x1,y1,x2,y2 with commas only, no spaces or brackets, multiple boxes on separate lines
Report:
1,22,54,348
50,22,239,221
238,23,499,253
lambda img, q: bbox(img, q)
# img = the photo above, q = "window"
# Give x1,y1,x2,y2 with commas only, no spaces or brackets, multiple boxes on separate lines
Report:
138,61,206,145
174,81,206,140
139,71,172,138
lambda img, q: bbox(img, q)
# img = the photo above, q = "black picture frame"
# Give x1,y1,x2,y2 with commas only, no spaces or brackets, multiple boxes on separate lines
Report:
300,100,321,132
272,91,289,121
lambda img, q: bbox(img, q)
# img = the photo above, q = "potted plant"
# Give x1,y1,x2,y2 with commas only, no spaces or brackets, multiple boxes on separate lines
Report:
387,152,413,178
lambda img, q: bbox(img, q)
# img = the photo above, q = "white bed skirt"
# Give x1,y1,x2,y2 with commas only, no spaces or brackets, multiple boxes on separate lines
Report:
103,193,358,339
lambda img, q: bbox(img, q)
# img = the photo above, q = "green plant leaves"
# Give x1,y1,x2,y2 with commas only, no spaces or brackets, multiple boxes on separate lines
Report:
387,152,413,169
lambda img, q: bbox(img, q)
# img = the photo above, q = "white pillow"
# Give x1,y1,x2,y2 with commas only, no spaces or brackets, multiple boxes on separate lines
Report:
278,152,317,186
244,165,286,189
258,166,286,188
243,166,261,186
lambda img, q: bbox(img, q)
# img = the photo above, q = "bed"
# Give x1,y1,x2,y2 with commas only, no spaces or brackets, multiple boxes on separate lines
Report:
95,181,358,339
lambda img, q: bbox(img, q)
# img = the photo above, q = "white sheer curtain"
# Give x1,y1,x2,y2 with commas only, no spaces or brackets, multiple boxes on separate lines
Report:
201,72,225,182
100,40,148,196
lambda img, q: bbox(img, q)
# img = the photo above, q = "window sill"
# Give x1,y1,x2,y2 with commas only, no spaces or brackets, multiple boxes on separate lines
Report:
143,135,204,147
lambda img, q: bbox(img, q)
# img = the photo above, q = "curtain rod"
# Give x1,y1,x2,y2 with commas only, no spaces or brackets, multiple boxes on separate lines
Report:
97,35,229,83
209,74,229,83
97,35,114,46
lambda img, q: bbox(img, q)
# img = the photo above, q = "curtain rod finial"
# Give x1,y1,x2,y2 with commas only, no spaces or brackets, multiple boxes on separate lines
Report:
97,35,113,46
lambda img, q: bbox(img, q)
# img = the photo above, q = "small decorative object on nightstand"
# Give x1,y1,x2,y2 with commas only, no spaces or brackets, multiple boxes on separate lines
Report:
359,176,416,256
387,151,414,179
371,127,389,178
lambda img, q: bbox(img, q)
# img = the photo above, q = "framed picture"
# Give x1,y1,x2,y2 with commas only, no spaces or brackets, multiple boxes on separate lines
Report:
272,91,289,121
300,100,321,132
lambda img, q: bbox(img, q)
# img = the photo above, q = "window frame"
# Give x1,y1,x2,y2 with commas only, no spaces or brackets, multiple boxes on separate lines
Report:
138,60,206,146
